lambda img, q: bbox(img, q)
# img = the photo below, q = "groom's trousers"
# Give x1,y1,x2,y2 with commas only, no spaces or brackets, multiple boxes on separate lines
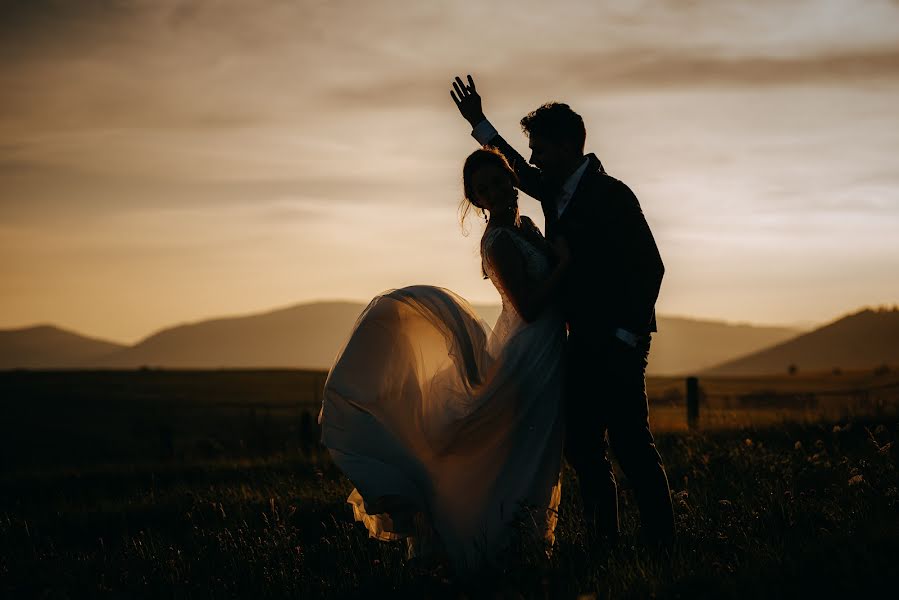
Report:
563,330,675,543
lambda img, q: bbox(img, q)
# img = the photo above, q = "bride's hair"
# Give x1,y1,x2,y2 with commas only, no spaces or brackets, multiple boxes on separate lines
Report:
459,147,519,236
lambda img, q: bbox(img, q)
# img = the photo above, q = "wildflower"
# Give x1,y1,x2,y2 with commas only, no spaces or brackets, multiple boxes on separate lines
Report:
794,441,803,450
833,425,842,433
744,438,754,447
848,474,864,486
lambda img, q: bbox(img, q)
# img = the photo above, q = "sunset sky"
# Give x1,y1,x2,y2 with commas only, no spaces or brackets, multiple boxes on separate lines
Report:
2,0,898,344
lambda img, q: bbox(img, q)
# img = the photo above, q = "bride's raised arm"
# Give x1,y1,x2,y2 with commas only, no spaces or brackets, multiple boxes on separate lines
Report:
483,230,570,323
451,75,545,202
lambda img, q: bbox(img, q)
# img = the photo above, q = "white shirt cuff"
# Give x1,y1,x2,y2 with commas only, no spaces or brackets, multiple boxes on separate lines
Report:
471,119,498,145
615,328,641,347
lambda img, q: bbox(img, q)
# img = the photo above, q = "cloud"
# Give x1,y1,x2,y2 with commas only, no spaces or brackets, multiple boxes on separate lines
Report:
564,47,899,88
326,46,899,113
5,0,899,126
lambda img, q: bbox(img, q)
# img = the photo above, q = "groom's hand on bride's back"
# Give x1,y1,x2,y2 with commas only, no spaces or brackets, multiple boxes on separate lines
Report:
450,74,486,126
551,236,572,268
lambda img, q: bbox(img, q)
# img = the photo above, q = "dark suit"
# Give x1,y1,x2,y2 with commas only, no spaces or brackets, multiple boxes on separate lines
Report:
487,135,675,542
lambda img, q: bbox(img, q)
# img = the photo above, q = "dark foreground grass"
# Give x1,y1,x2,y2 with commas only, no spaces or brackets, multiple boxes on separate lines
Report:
2,419,898,599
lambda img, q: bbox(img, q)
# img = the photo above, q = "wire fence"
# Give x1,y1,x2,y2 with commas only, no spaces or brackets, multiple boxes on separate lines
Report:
3,368,896,468
647,377,899,432
301,370,899,435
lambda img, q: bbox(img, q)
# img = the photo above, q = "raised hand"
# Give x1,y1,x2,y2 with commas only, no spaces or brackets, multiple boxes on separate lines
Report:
450,75,486,127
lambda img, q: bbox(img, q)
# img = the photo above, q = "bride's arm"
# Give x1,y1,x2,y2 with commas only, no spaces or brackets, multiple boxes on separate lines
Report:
485,231,570,323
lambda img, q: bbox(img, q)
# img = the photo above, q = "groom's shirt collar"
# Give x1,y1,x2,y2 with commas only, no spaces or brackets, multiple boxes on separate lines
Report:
556,156,590,217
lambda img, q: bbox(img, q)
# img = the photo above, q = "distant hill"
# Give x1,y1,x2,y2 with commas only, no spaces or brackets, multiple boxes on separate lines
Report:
649,316,799,375
0,325,126,369
705,307,899,376
91,305,801,373
2,302,805,375
94,302,368,369
93,301,501,370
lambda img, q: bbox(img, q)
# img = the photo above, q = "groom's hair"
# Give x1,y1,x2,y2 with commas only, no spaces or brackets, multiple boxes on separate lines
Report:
520,103,586,153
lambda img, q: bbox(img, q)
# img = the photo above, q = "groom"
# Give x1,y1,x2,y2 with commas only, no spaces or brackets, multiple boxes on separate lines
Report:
451,75,674,545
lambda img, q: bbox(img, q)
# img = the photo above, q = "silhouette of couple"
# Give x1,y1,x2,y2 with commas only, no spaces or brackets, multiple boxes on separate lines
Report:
319,75,674,569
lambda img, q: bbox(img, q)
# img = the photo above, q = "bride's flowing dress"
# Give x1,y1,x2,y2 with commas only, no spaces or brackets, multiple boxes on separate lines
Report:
318,223,566,568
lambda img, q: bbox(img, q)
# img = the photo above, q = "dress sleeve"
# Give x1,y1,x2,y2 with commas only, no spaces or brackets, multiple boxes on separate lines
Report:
481,227,526,293
480,228,507,275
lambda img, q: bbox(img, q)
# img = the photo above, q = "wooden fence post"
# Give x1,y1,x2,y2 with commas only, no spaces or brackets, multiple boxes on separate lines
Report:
686,376,699,430
316,372,327,404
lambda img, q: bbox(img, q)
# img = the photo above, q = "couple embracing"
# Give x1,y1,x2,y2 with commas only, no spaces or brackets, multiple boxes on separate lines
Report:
318,75,674,569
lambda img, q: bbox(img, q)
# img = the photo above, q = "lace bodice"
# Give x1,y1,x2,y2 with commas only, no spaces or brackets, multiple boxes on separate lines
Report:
481,220,552,326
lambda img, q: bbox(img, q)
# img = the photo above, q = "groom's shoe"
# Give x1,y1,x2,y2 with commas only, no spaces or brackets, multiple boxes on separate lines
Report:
639,526,675,553
638,504,676,550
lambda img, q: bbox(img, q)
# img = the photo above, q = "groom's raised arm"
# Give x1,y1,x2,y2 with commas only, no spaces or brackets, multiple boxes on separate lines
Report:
451,75,544,201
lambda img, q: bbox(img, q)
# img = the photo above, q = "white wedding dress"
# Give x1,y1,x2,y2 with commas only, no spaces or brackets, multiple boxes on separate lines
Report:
318,223,566,568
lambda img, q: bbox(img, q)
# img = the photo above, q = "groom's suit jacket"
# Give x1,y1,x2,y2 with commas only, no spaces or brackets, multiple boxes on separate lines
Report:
487,136,664,337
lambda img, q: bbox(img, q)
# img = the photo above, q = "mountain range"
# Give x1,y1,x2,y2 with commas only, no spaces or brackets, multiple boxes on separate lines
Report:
704,307,899,375
0,325,126,369
1,303,896,376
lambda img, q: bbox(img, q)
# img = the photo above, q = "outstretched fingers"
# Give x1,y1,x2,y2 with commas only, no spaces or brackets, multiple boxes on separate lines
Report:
453,78,467,99
450,74,483,124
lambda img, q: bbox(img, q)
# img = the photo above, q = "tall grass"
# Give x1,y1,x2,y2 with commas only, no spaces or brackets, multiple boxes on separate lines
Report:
2,418,897,598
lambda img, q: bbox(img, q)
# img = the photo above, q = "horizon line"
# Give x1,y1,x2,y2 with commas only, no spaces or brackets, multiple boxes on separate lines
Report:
9,301,896,347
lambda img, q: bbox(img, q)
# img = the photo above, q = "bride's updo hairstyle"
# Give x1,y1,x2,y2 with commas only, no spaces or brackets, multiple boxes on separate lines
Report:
459,146,519,235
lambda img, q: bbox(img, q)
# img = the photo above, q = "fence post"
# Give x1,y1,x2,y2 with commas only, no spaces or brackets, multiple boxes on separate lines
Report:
686,376,699,430
317,372,327,404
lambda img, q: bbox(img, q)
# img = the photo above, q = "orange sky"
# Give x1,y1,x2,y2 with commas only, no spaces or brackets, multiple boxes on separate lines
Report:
1,0,898,343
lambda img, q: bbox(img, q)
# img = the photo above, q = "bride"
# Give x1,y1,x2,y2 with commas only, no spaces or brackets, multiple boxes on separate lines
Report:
318,147,570,569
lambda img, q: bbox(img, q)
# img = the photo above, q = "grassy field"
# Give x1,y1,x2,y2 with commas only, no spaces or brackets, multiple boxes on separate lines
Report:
2,370,898,598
